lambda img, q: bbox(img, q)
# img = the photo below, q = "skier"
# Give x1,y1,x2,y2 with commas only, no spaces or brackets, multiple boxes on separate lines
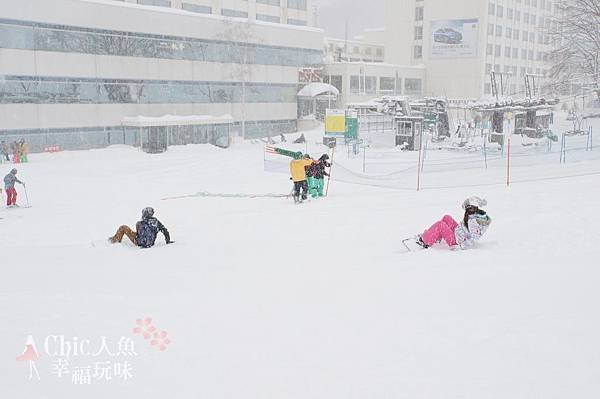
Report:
289,154,313,202
416,196,492,250
3,168,24,207
1,141,9,163
311,154,331,197
11,141,20,164
109,207,173,248
19,139,29,163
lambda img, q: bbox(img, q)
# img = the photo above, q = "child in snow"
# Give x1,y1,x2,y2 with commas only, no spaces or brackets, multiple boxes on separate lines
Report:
11,141,20,164
306,154,331,198
3,168,24,207
289,154,313,202
109,207,173,248
417,196,492,250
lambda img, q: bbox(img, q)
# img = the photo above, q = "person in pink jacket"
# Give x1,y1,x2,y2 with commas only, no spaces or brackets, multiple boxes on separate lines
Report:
417,197,492,250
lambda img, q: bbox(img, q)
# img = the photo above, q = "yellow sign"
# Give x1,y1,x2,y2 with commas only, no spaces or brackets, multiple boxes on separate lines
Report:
325,109,346,137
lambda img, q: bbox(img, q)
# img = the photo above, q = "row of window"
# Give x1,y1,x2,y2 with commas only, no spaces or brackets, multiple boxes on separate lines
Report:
489,0,553,18
0,119,297,150
0,19,322,67
487,24,552,45
348,76,422,95
0,75,298,105
486,44,549,61
485,64,549,78
136,0,307,11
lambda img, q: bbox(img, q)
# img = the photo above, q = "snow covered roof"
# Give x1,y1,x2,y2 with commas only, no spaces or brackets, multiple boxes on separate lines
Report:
297,83,339,98
121,114,233,127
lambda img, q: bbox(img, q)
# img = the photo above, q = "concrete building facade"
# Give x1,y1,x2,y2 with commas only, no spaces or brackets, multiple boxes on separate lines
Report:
0,0,323,151
384,0,557,99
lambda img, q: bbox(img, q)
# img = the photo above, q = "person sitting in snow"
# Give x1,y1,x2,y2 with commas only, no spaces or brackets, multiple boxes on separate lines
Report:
289,154,313,202
416,196,492,250
3,168,24,207
109,207,173,248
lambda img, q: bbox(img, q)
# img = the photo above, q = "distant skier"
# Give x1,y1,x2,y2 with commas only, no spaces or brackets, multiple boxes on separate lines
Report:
289,154,313,202
4,168,24,207
109,207,173,248
416,196,492,250
1,141,9,162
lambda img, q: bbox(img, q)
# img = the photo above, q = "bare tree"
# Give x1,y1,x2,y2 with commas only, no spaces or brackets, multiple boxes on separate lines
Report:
546,0,600,99
216,21,260,139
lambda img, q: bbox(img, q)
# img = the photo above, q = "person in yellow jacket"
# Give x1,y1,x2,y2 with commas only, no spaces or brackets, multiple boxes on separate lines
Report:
19,139,29,163
289,154,313,202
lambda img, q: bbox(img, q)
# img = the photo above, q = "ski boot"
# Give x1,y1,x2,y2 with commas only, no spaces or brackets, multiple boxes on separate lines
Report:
415,235,430,249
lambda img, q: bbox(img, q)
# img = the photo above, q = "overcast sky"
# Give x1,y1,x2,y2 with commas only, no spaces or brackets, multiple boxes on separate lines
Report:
314,0,385,39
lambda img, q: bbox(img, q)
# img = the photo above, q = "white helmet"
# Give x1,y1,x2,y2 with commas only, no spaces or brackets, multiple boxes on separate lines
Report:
462,196,487,210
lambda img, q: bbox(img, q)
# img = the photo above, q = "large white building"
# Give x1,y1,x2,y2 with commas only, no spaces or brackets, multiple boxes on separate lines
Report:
0,0,323,151
384,0,558,99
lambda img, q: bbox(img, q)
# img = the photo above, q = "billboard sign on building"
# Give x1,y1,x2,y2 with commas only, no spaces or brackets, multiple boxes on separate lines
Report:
430,19,479,59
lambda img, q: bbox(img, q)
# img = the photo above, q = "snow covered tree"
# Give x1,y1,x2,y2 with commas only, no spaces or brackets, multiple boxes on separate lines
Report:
546,0,600,98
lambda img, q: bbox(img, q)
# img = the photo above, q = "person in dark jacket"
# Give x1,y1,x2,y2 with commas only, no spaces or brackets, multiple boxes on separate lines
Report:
4,168,24,207
109,207,173,248
309,154,331,197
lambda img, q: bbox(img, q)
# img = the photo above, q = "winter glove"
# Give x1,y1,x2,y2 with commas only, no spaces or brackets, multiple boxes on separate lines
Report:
476,215,491,226
166,240,175,245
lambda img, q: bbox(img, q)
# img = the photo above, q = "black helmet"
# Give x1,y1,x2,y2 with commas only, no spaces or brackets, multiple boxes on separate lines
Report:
320,154,330,161
10,168,17,174
142,207,154,219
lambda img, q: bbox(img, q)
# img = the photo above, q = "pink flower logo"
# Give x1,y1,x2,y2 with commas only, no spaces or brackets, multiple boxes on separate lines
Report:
132,317,171,351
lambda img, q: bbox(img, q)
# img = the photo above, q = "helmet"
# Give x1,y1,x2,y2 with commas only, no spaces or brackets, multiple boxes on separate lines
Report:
10,168,17,174
141,207,154,219
462,196,487,210
320,154,330,161
303,154,311,159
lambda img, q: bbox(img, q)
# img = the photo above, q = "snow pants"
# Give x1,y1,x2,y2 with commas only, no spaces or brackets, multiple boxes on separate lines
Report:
6,187,17,206
293,180,308,200
111,225,138,245
307,176,317,197
313,178,325,197
422,215,458,246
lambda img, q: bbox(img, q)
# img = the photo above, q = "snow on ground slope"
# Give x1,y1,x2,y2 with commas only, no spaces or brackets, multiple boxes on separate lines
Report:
1,125,600,398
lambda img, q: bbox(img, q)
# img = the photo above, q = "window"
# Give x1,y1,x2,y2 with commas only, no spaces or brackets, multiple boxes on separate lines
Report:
181,3,211,14
513,29,520,40
414,26,423,40
507,8,513,19
528,50,534,60
505,46,511,58
324,75,342,94
287,18,307,26
287,0,307,10
257,0,280,5
486,44,493,55
415,7,424,21
521,49,527,59
524,13,529,24
495,45,501,56
221,9,248,18
522,31,528,42
405,78,422,94
497,5,504,17
512,48,519,58
530,14,536,25
379,77,395,93
505,27,512,39
496,25,503,36
350,76,377,94
413,45,422,59
256,14,280,23
487,23,494,36
529,32,535,42
137,0,171,6
488,3,495,15
485,63,492,74
515,10,520,21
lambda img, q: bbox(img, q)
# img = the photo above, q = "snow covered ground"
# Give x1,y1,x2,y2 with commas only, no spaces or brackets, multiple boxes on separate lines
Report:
1,117,600,398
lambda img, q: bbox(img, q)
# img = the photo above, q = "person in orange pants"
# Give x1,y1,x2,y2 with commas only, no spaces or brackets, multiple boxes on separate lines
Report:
110,207,173,248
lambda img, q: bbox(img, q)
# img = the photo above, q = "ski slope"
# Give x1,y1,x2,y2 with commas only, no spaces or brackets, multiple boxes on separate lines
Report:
1,120,600,398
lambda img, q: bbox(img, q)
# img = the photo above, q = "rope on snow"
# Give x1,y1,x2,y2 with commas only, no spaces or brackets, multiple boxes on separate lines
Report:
161,191,292,201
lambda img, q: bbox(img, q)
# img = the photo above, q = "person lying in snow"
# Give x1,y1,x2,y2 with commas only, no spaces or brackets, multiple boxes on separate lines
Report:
109,207,173,248
416,196,492,250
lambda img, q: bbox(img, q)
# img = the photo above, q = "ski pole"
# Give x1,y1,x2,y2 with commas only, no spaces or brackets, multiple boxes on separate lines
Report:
23,184,30,207
325,145,335,197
